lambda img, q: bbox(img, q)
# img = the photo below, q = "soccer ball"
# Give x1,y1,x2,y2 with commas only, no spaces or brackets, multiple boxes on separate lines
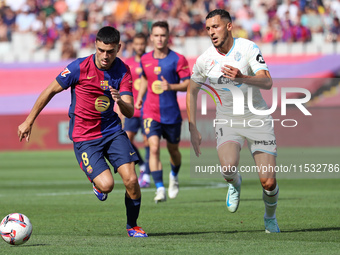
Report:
0,213,33,245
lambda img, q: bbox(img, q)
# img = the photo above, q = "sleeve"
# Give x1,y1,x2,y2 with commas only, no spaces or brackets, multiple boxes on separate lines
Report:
191,54,207,84
120,63,133,96
247,42,269,75
176,55,191,81
56,60,80,89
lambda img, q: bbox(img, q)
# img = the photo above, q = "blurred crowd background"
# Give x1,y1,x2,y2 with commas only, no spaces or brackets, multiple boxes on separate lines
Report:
0,0,340,61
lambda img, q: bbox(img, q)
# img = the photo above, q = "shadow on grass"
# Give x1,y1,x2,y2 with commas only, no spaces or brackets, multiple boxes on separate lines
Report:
282,227,340,233
148,229,262,236
186,197,300,204
15,244,50,247
148,226,340,237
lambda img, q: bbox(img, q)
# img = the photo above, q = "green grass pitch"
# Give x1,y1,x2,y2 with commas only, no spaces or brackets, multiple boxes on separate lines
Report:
0,147,340,254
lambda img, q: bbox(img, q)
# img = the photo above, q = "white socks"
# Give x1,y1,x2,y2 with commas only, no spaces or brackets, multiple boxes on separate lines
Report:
263,184,279,219
222,170,241,188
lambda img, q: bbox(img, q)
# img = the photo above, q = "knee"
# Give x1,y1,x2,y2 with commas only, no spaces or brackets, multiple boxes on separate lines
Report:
95,181,114,194
168,147,180,157
261,178,277,191
149,144,160,156
221,160,239,175
124,175,139,193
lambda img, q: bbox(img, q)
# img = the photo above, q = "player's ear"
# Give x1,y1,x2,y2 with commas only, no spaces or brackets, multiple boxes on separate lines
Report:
117,43,121,53
227,22,233,31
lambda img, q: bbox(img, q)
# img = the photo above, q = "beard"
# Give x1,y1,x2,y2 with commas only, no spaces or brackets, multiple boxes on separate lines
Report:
213,36,227,49
212,30,229,50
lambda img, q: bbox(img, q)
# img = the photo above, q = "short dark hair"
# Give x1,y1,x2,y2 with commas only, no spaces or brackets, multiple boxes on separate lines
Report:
206,9,232,22
96,26,120,44
133,32,148,42
151,21,169,33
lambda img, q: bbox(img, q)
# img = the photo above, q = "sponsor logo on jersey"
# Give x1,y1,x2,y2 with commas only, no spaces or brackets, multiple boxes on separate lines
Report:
145,63,152,67
134,78,141,91
254,140,276,145
154,66,161,75
95,96,110,112
87,75,96,79
234,51,242,61
256,54,265,64
136,67,142,75
151,80,163,94
100,80,109,90
61,68,71,77
217,75,241,86
210,60,219,66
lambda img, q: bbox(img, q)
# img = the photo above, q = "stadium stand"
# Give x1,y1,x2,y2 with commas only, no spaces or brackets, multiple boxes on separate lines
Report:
0,0,339,61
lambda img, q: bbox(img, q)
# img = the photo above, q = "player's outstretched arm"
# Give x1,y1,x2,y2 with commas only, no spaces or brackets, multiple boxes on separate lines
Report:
187,79,202,157
18,79,64,142
135,75,147,110
161,76,189,92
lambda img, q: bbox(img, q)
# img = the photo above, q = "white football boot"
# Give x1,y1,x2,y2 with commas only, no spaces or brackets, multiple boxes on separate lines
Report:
226,175,242,213
154,187,166,203
168,173,179,199
264,217,280,233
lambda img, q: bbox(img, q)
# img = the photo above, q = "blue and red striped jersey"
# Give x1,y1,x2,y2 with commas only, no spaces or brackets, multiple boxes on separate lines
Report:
56,54,133,142
124,56,143,118
141,49,190,124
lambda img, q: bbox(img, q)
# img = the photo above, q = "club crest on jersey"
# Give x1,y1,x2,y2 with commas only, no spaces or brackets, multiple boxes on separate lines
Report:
136,67,142,75
154,66,161,75
100,80,109,90
61,68,71,77
87,165,93,174
234,52,242,61
95,96,110,112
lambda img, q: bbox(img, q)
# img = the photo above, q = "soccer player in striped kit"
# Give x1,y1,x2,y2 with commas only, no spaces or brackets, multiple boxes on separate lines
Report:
124,33,151,188
18,26,148,237
135,21,190,203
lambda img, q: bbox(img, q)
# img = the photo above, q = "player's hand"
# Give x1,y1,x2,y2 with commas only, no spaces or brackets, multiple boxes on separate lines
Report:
189,127,202,157
18,121,32,142
109,86,121,103
221,64,243,81
135,98,143,110
161,76,171,91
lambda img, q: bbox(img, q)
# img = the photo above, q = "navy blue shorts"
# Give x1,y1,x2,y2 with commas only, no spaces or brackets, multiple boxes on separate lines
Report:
124,116,144,134
143,118,181,144
73,129,139,181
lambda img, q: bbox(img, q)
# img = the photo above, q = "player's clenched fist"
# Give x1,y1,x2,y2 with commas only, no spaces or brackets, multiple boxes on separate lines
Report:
134,98,143,110
109,86,121,102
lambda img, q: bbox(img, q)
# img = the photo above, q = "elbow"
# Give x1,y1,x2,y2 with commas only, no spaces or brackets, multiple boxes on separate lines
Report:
264,79,273,90
126,109,134,119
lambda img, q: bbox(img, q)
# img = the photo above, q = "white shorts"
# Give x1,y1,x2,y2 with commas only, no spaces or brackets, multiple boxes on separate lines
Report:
215,117,277,156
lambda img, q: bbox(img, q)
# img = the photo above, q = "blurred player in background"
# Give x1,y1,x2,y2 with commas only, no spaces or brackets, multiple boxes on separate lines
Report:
136,21,190,203
124,33,151,188
187,9,280,233
18,26,148,237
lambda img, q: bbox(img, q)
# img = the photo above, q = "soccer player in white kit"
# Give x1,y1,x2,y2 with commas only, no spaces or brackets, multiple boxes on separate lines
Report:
187,9,280,233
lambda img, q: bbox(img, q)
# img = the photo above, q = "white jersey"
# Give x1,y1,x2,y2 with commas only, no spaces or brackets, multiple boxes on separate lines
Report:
192,37,269,119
